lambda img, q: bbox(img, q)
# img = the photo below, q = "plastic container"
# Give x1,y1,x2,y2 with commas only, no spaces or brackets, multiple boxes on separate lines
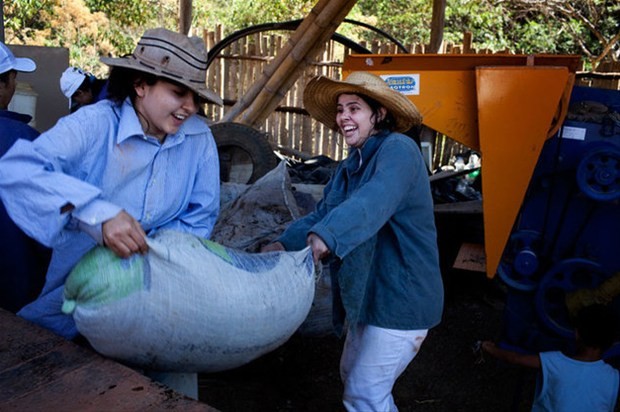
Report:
8,82,38,128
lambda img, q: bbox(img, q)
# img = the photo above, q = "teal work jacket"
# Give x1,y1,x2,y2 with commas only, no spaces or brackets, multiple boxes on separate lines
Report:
278,130,444,333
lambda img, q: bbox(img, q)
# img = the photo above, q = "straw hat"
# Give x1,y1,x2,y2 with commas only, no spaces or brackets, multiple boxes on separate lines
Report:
303,71,421,133
101,28,222,106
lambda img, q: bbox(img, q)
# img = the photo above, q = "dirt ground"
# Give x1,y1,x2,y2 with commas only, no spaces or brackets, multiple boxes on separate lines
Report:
197,270,539,412
200,180,539,411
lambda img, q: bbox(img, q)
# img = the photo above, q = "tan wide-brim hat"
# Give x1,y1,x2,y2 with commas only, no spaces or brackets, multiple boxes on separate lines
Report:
101,28,223,106
303,71,422,133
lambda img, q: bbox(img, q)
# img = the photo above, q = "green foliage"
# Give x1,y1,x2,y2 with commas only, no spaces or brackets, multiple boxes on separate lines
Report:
2,0,618,71
3,0,55,42
353,0,433,46
353,0,617,68
205,0,315,35
85,0,155,26
511,18,573,54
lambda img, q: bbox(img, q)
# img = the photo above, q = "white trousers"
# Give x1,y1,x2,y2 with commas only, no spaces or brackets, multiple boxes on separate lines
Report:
340,324,428,412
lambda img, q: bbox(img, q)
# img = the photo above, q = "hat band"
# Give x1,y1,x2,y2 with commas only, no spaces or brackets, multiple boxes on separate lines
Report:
138,37,207,69
133,58,207,85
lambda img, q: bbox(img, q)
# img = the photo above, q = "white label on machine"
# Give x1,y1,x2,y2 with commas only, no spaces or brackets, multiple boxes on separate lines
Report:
561,126,587,140
381,74,420,95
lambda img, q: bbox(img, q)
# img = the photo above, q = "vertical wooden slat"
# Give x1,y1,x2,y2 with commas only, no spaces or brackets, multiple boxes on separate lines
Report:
463,32,473,53
238,36,246,107
214,25,224,119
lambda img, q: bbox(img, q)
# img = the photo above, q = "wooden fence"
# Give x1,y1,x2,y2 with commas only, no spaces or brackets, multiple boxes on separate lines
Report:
201,26,619,170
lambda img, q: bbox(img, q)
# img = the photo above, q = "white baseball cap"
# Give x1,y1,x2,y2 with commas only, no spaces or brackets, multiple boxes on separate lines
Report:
0,42,36,74
60,67,88,108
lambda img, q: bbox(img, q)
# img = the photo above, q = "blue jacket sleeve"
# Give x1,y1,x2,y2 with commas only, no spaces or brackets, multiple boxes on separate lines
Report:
276,177,336,251
310,138,422,259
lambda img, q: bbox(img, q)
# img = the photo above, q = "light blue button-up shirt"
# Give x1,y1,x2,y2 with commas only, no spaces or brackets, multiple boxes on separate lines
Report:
0,98,220,338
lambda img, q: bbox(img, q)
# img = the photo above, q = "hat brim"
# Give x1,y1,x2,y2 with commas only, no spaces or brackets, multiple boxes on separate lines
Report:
61,75,85,105
302,75,421,133
101,55,223,106
13,57,36,73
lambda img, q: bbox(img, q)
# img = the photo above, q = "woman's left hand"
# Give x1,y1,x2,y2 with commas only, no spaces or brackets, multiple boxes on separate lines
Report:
307,233,330,264
102,210,148,258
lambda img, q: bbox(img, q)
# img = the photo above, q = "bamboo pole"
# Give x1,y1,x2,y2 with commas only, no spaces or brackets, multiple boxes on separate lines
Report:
249,0,357,126
221,0,326,122
221,0,357,126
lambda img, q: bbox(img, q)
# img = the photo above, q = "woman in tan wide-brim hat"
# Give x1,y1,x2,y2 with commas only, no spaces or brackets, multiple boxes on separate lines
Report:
0,28,223,399
263,71,443,411
303,71,422,134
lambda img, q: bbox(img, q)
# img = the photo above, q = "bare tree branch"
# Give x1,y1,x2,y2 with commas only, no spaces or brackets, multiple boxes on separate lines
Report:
593,30,620,66
511,0,618,66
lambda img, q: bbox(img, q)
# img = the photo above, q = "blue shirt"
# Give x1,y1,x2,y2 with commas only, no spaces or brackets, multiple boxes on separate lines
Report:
0,110,51,313
0,110,39,153
533,351,619,412
0,98,220,338
278,131,443,332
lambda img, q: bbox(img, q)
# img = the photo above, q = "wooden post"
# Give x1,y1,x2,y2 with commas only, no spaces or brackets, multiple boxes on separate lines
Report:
463,32,473,54
428,0,446,53
0,0,4,43
179,0,192,35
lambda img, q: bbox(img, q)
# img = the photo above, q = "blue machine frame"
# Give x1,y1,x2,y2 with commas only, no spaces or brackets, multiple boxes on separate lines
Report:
497,86,620,360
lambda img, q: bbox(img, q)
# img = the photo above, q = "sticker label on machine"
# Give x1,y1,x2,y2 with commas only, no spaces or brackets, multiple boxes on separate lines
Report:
380,74,420,95
561,126,587,141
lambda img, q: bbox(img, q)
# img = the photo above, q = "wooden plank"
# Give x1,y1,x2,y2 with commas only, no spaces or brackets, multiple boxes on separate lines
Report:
1,315,66,372
452,242,486,273
0,309,217,411
0,340,95,402
433,199,482,214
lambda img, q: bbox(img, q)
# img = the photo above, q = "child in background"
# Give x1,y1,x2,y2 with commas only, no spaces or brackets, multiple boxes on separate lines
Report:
60,66,108,113
482,304,619,411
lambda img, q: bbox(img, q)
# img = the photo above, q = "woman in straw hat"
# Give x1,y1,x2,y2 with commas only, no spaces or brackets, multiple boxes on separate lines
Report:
0,27,221,354
263,71,444,411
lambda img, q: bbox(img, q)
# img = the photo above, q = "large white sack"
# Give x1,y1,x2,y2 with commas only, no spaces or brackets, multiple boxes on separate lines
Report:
62,230,315,372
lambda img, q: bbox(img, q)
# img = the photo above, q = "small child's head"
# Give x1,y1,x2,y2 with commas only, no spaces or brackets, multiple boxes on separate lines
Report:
574,304,618,351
